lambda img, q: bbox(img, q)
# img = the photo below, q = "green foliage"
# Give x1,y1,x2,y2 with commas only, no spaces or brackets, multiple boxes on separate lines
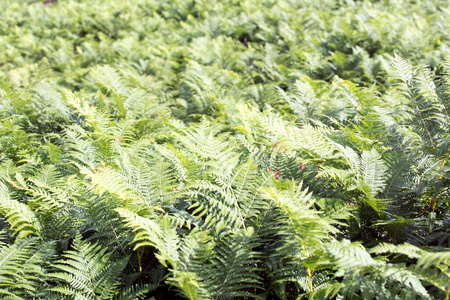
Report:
0,0,449,299
49,232,129,299
0,238,54,299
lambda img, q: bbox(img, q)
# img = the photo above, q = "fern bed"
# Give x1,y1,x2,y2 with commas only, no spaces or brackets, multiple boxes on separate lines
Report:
0,0,449,299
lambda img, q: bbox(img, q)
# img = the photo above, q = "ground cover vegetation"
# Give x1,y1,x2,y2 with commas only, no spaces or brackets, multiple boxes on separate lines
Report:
0,0,449,298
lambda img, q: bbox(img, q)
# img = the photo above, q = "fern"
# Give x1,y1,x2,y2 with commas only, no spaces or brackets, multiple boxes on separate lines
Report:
49,232,128,299
0,182,41,239
168,231,212,299
0,238,54,299
0,0,449,298
371,242,450,299
201,227,263,300
116,208,179,268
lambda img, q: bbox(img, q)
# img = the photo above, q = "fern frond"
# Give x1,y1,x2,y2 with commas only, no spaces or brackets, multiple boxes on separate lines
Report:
81,165,138,203
370,242,423,259
169,271,211,300
359,148,388,196
0,238,54,298
116,208,179,268
326,239,431,299
391,52,414,85
370,242,450,298
186,186,242,231
168,231,212,299
91,65,129,97
49,232,127,299
262,184,337,251
0,182,41,238
203,227,263,299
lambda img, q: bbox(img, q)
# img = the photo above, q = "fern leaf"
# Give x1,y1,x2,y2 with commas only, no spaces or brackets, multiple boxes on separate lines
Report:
0,182,41,239
49,232,127,299
116,208,179,268
0,238,54,298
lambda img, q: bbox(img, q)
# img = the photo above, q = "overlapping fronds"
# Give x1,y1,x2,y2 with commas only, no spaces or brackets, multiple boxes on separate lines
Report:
49,232,128,299
0,182,41,239
0,238,54,299
0,0,449,298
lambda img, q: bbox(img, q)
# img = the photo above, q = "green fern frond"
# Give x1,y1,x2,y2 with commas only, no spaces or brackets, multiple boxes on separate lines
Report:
326,239,431,299
359,148,388,196
370,242,450,298
0,182,41,239
370,242,423,259
81,165,138,203
63,125,100,166
0,238,54,298
116,208,179,268
169,271,211,300
186,186,242,231
91,65,129,97
391,52,414,86
155,144,189,183
173,118,238,170
417,251,450,269
168,231,213,299
49,232,127,299
262,183,337,251
115,283,159,300
203,227,263,299
302,282,343,300
277,79,320,123
327,240,379,274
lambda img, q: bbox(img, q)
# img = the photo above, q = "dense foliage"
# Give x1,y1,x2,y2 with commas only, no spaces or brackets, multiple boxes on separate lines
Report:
0,0,450,298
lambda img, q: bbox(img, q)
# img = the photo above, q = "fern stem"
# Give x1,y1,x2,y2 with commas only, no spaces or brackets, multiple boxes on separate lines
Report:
137,249,143,273
307,268,313,292
242,174,272,225
406,84,436,149
446,282,450,300
302,245,314,292
440,157,447,171
228,187,246,230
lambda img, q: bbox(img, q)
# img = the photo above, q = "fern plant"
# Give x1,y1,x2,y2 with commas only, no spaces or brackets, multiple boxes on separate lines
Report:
48,232,129,299
0,0,449,298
